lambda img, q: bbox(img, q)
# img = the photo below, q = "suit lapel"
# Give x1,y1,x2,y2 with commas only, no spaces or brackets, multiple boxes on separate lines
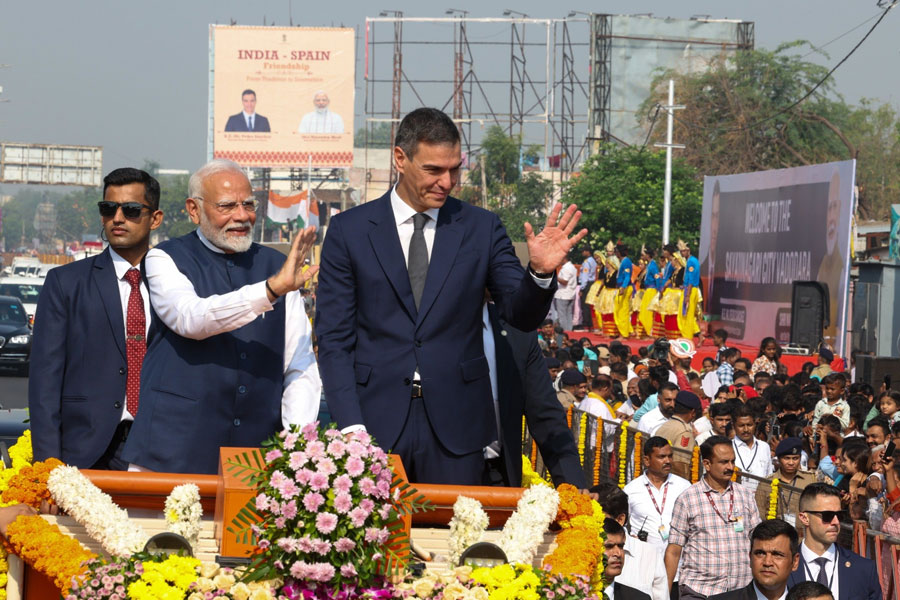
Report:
836,547,849,600
368,196,417,322
93,249,126,360
415,200,463,328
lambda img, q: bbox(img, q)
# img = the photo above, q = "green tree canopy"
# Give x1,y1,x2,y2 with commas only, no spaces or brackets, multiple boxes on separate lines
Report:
354,121,393,148
561,144,702,253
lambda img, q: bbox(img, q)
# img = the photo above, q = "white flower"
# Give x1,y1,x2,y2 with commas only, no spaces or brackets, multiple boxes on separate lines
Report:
165,483,203,548
447,496,489,566
496,485,558,564
47,465,149,557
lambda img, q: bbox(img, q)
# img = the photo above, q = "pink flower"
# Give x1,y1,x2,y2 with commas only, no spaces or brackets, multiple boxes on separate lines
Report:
375,479,390,498
348,507,368,527
301,422,318,440
275,516,287,529
347,442,366,458
345,456,365,477
278,537,300,552
333,474,353,493
298,536,314,552
284,432,300,450
311,562,335,582
254,493,270,511
365,528,380,543
313,539,332,555
333,492,352,514
306,440,326,459
258,539,271,549
340,564,358,578
316,458,337,477
295,468,314,485
371,462,383,475
303,492,325,512
335,537,355,552
270,501,282,516
325,428,342,439
290,561,310,579
351,430,372,445
358,477,377,496
281,499,298,519
289,451,308,470
265,449,283,463
280,480,300,499
360,498,375,513
270,470,290,491
372,447,387,462
316,512,338,534
309,472,329,491
326,440,347,458
379,503,393,520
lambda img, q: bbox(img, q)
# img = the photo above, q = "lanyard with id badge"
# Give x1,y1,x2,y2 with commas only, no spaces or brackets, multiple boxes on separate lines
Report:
705,485,744,532
646,481,670,539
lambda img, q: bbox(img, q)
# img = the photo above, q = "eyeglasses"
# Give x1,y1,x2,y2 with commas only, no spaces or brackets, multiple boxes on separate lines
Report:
804,510,847,523
195,197,258,214
98,201,153,219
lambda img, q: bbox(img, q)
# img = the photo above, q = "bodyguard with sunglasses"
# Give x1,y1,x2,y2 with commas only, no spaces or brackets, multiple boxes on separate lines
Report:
30,168,163,470
787,483,881,599
120,159,320,474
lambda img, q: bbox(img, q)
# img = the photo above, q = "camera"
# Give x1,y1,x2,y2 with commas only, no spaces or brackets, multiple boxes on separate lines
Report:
647,338,671,363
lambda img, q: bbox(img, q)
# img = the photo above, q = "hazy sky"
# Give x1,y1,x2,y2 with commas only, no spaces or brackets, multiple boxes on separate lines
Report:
0,0,896,177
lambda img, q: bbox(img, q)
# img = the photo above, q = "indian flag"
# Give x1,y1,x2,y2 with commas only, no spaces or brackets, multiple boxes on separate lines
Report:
267,191,320,230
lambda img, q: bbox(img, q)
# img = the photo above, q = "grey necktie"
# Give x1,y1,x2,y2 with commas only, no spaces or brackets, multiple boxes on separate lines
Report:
248,115,253,131
813,556,830,586
408,213,430,309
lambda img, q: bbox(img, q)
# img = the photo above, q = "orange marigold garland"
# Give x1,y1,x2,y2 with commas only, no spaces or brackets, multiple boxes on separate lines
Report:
633,432,643,478
5,515,96,593
1,458,63,508
592,433,602,486
566,405,573,428
690,446,700,483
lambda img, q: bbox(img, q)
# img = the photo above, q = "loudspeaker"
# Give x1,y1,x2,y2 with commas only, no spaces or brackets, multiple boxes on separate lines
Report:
856,355,900,390
790,281,830,348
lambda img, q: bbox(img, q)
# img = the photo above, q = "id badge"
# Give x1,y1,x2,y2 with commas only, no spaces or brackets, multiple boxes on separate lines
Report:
658,524,669,541
733,516,744,532
783,513,796,527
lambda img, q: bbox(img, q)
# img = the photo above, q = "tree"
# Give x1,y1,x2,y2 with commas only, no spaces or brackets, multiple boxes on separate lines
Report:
492,173,553,242
639,42,900,219
561,144,702,253
354,121,392,148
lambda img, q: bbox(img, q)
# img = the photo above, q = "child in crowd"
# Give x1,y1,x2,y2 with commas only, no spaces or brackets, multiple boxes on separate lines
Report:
712,328,729,363
881,391,900,424
811,373,850,428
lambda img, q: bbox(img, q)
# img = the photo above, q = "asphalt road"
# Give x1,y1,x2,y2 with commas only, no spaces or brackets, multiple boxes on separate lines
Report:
0,369,28,409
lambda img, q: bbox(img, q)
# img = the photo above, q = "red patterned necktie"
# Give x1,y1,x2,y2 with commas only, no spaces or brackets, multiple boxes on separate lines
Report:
124,268,146,416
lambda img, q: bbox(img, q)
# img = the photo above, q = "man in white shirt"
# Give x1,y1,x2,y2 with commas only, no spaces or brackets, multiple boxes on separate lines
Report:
121,159,322,474
638,382,678,436
787,483,882,599
696,402,733,446
298,90,345,134
732,404,774,492
553,259,578,331
624,436,692,554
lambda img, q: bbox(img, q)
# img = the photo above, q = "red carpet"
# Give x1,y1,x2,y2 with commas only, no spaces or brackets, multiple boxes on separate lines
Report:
564,331,814,376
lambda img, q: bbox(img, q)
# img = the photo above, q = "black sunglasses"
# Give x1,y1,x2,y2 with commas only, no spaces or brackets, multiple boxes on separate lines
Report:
804,510,847,523
98,201,152,219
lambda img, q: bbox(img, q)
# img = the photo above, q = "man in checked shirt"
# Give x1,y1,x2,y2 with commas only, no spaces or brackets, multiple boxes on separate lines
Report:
664,435,762,599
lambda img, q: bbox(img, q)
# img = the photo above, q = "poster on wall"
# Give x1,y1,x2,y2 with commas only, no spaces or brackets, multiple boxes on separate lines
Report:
210,25,354,168
698,160,855,351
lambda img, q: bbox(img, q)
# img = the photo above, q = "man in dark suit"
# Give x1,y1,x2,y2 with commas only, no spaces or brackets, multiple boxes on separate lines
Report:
786,483,882,600
710,518,800,600
486,302,587,488
224,89,271,132
315,107,587,484
30,168,164,469
603,518,652,600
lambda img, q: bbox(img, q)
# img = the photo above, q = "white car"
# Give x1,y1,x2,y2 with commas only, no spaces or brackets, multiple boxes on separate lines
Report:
0,276,44,325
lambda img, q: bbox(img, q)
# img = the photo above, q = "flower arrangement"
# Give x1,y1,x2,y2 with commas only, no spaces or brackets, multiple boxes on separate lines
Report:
47,465,149,558
633,432,642,478
127,554,201,599
165,483,203,549
732,466,741,483
592,420,603,486
577,413,588,467
690,446,700,483
767,478,780,520
0,431,33,508
447,496,489,566
1,457,62,508
0,546,8,600
5,514,96,593
542,484,607,596
520,455,551,489
495,485,559,565
65,555,144,600
617,423,629,489
190,561,283,600
225,422,430,596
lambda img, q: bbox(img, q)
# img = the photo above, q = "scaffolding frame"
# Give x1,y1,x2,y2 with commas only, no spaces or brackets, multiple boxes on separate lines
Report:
363,16,591,200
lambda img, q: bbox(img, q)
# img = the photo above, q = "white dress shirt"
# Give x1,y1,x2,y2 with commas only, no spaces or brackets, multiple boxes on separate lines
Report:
482,303,501,457
298,109,345,133
800,541,839,599
615,534,671,600
108,248,151,422
733,437,774,492
638,406,668,436
753,583,786,600
623,472,692,552
144,230,322,428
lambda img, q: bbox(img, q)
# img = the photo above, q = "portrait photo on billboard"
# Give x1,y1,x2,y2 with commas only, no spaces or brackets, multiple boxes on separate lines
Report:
210,25,354,168
698,160,855,350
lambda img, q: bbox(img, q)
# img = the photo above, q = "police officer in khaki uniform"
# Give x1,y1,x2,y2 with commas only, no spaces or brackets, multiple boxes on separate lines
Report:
656,391,701,480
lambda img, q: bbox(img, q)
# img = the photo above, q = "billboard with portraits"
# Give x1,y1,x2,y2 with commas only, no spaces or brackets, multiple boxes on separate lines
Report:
698,160,855,352
209,25,354,168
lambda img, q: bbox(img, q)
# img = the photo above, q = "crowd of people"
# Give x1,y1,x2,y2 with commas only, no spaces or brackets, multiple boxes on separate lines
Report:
551,239,702,342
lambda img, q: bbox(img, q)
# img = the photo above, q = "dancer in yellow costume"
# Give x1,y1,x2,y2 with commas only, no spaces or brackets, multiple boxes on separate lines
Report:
612,242,634,338
676,239,703,339
596,242,620,337
584,250,604,332
636,245,660,338
659,242,685,339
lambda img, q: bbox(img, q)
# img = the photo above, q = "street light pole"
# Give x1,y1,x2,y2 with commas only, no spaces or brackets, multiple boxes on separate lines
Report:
654,79,684,245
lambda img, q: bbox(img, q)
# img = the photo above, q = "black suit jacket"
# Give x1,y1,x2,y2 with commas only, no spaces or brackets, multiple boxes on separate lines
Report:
787,544,881,600
489,304,587,488
613,582,652,600
29,249,155,467
708,582,757,600
224,113,271,132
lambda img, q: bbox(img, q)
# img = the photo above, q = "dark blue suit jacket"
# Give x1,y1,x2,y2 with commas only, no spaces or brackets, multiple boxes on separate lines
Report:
315,191,555,456
224,113,271,132
29,249,144,467
787,544,882,600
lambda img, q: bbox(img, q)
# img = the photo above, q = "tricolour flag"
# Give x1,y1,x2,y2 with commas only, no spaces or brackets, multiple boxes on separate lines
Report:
267,190,306,225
